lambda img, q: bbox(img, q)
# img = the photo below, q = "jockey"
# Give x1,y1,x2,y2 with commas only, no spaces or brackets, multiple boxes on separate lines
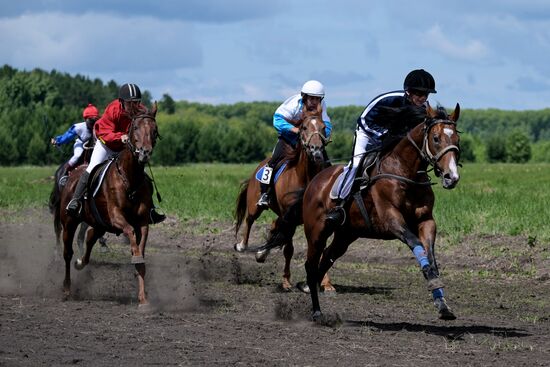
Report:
66,83,166,224
257,80,332,208
51,104,100,179
326,69,436,225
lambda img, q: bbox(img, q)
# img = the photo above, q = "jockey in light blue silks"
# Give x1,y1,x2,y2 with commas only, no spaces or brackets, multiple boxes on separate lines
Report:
51,104,100,178
257,80,333,208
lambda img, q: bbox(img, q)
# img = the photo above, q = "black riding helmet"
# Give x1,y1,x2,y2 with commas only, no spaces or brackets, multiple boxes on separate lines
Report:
118,83,142,101
403,69,437,94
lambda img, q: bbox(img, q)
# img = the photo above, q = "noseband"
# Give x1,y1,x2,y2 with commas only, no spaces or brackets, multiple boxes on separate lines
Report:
407,119,460,176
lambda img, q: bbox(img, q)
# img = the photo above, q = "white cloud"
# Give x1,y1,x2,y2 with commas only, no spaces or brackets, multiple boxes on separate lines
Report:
423,25,488,61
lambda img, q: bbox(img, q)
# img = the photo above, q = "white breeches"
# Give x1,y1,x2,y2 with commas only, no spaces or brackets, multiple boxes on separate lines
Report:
86,140,116,173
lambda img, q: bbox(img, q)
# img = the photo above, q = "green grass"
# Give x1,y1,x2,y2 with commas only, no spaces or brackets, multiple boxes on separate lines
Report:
2,163,550,240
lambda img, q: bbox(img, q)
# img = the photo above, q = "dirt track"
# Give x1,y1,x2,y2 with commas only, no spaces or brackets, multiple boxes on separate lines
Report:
1,208,549,366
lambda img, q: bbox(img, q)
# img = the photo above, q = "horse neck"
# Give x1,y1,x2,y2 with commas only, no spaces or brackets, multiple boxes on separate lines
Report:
117,148,145,182
387,125,428,177
296,145,323,184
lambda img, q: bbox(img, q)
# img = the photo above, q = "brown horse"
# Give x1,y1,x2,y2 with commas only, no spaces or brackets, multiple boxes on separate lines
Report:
53,105,159,306
303,104,461,321
234,104,331,290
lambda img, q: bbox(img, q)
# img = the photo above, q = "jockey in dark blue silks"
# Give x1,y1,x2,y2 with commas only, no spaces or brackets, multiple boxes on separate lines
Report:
326,69,437,225
257,80,333,208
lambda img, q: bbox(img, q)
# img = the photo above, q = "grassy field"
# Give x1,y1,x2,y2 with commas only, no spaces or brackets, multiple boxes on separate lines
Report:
1,163,550,241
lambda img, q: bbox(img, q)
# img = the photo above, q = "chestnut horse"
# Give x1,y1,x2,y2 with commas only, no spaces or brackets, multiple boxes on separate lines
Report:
234,105,330,290
53,105,159,306
303,104,461,321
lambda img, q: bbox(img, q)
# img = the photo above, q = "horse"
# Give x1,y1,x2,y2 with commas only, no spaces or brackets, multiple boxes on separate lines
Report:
49,138,108,256
302,103,461,321
234,104,332,290
53,104,159,306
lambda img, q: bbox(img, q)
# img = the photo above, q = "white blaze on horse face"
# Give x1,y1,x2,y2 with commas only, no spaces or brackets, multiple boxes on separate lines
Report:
448,155,459,181
444,128,454,138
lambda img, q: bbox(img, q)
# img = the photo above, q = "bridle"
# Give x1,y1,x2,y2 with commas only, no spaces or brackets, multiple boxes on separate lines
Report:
125,113,159,156
299,115,330,153
407,118,460,177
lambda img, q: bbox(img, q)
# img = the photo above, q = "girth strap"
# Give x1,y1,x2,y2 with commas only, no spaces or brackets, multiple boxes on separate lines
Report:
353,192,372,233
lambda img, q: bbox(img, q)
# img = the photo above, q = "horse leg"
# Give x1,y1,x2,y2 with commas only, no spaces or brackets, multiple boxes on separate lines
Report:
318,231,356,291
76,223,88,258
281,223,298,291
418,220,456,320
62,220,78,298
235,208,262,252
135,224,149,305
74,226,105,270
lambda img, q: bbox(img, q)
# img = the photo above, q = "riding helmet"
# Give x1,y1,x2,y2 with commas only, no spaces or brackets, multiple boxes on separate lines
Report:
118,83,142,101
82,103,99,119
403,69,437,94
301,80,325,98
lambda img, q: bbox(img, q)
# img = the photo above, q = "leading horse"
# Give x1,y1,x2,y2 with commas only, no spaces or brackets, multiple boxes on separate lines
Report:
303,103,461,321
53,104,159,306
234,104,331,290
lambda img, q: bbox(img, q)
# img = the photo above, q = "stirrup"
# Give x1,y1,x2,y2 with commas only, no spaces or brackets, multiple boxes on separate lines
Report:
325,206,346,226
257,192,270,208
58,175,69,187
66,199,82,217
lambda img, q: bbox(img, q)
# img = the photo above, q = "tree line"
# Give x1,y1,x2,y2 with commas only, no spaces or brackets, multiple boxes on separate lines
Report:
1,64,549,166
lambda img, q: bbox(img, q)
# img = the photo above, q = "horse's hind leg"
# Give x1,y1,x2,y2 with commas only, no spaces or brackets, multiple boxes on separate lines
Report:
235,209,262,252
76,223,88,257
75,226,105,270
135,224,150,306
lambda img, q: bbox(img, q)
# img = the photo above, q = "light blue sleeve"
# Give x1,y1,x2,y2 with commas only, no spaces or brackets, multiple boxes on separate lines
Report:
324,120,332,138
54,125,77,145
273,113,295,135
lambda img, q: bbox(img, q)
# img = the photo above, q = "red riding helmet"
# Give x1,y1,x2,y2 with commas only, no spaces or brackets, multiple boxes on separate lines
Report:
82,103,99,119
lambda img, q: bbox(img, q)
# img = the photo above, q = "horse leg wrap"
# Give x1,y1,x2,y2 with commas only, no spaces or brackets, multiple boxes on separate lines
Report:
423,264,445,290
131,255,145,264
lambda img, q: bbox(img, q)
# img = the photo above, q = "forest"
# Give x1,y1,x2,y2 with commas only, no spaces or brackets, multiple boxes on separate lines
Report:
1,64,549,166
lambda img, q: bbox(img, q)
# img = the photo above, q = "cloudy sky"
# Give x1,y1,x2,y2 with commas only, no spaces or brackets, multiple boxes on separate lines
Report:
1,0,549,110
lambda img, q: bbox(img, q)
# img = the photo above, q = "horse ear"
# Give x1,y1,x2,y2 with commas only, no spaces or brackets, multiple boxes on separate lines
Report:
426,103,435,118
450,103,460,122
151,101,158,117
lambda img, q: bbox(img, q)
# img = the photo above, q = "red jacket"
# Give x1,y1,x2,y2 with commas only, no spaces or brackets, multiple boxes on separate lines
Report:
95,99,145,151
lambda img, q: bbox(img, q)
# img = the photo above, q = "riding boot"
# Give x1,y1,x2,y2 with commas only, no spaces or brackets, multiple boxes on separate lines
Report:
325,198,346,226
150,206,166,224
66,171,89,217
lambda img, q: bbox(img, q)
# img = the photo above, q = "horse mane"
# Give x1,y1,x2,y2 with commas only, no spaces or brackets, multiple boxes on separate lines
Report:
376,104,427,153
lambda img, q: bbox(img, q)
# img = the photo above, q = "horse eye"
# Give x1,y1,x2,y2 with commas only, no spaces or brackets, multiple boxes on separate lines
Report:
433,135,440,144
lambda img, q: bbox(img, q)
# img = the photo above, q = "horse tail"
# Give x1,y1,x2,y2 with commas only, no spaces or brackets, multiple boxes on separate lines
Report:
234,179,249,236
49,166,63,241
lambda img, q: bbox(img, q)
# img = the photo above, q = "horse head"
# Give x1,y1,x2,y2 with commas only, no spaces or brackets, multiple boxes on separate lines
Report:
423,103,461,189
128,102,160,164
299,103,328,165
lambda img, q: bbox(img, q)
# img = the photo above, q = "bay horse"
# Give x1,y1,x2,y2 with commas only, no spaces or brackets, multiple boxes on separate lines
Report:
234,104,331,290
53,104,159,306
303,103,461,321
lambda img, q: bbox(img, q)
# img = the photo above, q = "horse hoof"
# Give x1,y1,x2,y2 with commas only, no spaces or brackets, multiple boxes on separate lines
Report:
234,242,246,253
311,310,322,321
255,249,269,263
296,282,310,294
74,258,85,270
434,298,457,320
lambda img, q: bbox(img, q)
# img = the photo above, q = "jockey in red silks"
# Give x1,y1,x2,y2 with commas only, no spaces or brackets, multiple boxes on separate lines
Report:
66,83,165,224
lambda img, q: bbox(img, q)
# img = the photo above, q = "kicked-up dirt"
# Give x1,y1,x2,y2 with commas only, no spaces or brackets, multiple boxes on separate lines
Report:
1,208,549,366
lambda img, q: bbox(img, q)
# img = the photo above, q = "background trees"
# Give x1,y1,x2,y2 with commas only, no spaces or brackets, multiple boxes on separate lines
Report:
1,64,550,166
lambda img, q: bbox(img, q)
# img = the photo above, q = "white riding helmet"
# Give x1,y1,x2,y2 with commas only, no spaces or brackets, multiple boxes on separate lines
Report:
301,80,325,98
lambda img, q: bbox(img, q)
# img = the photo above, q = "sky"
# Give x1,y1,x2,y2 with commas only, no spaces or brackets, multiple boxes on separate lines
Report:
1,0,550,110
